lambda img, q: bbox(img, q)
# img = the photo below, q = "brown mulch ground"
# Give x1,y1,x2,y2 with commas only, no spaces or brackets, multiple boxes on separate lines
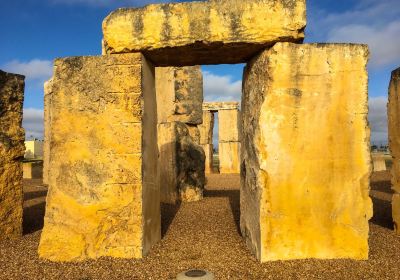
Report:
0,172,399,279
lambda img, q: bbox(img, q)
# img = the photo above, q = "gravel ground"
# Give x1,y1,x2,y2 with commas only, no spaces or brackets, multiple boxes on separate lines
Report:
0,172,399,279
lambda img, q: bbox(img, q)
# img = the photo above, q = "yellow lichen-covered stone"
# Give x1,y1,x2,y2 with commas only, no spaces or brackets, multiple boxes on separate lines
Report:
388,67,400,234
102,0,306,66
0,70,25,239
241,43,372,261
38,54,160,261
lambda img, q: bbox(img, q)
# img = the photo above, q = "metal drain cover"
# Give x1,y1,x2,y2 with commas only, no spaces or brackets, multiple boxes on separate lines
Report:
176,269,214,280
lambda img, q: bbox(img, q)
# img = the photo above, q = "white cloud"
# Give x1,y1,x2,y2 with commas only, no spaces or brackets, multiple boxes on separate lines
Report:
1,59,53,81
203,71,242,102
23,108,44,140
308,0,400,69
327,21,400,68
368,96,388,144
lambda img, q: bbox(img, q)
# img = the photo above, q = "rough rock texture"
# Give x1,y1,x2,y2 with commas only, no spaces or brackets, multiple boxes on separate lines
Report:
0,70,25,239
158,122,205,203
156,66,203,124
102,0,306,66
156,66,205,203
241,43,372,261
388,67,400,234
199,110,214,145
38,54,160,261
199,110,214,174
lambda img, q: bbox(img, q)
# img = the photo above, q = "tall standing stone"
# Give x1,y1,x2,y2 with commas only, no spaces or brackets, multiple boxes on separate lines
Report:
388,67,400,234
199,110,214,174
102,0,306,66
241,43,372,261
0,70,25,239
156,66,205,203
39,54,159,261
219,108,241,174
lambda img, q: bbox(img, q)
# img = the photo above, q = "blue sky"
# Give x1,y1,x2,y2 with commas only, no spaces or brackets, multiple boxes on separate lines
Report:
1,0,399,144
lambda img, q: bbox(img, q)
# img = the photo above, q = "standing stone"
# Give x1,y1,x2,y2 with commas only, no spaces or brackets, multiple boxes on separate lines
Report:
388,67,400,234
156,66,205,203
219,108,241,174
241,43,372,261
199,110,214,173
0,70,25,239
43,80,52,185
156,66,203,125
102,0,306,66
39,54,159,261
372,153,387,172
158,122,205,203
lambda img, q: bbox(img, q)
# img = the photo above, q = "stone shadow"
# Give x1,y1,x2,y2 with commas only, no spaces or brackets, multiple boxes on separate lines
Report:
23,201,46,234
370,197,394,230
161,202,181,238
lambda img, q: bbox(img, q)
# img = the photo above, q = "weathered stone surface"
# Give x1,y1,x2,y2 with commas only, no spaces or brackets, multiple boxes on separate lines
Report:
43,80,52,185
38,54,160,261
199,110,214,145
371,153,387,172
102,0,306,66
156,66,203,124
158,122,205,203
388,67,400,234
219,142,240,174
219,109,241,143
202,144,214,174
241,43,372,261
0,70,25,239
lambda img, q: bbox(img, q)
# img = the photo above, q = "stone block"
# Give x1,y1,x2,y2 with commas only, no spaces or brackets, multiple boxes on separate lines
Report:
43,80,52,185
156,66,203,125
158,122,205,203
102,0,306,66
219,142,240,174
219,109,240,143
23,161,43,179
38,54,159,261
241,43,372,261
202,144,214,174
388,67,400,234
0,70,25,239
371,153,386,172
199,111,214,145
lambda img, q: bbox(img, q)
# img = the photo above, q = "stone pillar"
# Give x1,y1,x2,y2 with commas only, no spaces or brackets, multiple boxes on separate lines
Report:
43,80,52,185
0,70,25,239
38,54,160,261
156,66,205,203
241,43,372,261
388,67,400,234
219,108,241,174
372,153,387,172
199,110,214,173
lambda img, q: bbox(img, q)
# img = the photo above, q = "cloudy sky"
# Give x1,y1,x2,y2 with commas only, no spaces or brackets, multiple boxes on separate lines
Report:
1,0,399,144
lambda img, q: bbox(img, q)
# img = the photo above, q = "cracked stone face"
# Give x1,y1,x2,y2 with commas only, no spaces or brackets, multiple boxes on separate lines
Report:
38,54,159,262
102,0,306,66
0,70,25,240
241,43,372,261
